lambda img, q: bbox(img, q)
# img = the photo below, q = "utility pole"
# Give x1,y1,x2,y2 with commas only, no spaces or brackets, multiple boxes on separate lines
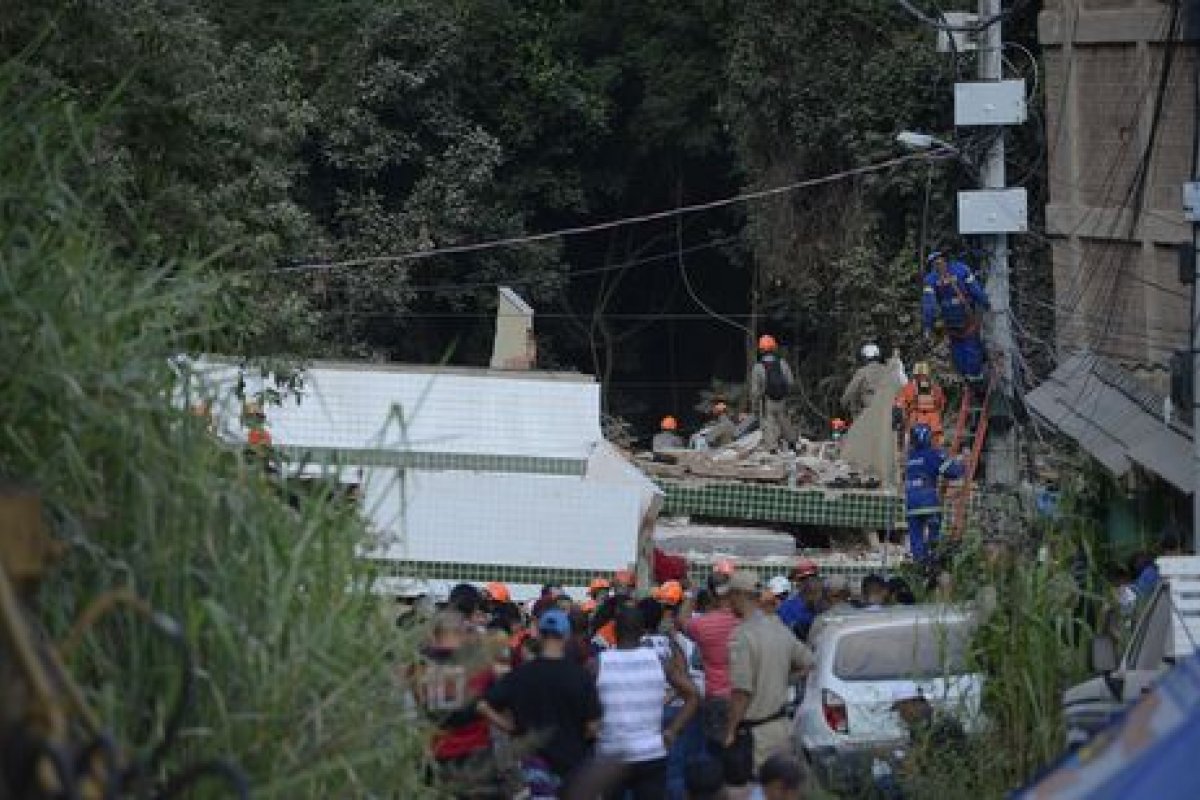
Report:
1192,216,1199,553
979,0,1018,488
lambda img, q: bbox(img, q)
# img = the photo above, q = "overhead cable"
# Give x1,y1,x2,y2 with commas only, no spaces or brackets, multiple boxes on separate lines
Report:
894,0,1034,32
270,151,950,275
676,218,752,338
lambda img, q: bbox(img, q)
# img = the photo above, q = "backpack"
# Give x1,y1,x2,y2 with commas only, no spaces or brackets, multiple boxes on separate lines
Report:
763,356,788,401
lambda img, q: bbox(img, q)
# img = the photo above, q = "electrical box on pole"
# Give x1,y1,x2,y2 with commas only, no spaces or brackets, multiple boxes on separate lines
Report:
1182,181,1200,222
954,81,1028,126
958,189,1029,234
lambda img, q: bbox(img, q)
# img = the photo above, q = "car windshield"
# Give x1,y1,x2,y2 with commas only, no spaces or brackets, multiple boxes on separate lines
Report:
833,620,971,681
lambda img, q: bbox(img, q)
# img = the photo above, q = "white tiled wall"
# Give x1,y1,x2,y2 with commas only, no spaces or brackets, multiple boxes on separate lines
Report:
193,360,602,459
361,468,641,571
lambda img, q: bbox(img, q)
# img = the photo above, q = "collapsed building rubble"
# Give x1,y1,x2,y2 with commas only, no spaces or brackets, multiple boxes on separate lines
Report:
635,425,884,490
651,517,908,584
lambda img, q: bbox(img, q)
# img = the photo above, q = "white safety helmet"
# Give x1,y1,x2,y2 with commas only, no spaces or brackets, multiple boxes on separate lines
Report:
861,343,881,361
768,575,792,596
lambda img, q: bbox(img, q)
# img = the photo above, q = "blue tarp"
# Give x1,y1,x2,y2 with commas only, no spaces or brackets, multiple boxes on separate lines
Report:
1015,654,1200,799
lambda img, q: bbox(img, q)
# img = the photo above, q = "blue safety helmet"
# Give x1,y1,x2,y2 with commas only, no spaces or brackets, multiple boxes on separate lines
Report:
911,423,933,450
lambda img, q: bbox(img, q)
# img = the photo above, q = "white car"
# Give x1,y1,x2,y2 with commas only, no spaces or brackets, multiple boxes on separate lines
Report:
793,604,984,792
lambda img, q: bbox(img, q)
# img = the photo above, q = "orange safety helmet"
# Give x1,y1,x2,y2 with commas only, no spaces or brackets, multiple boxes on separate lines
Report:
588,577,612,594
660,415,679,432
484,582,511,604
656,580,684,606
613,569,636,588
247,428,272,447
757,334,778,353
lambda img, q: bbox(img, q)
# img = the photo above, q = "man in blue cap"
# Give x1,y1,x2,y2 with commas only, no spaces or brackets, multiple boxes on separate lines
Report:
922,250,990,392
479,609,602,797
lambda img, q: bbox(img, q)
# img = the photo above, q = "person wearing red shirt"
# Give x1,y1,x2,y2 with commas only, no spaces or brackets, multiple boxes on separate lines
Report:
413,609,505,799
681,570,741,759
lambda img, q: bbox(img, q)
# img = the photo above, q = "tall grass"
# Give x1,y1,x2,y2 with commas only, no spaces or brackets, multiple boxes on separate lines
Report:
0,71,431,795
904,527,1099,798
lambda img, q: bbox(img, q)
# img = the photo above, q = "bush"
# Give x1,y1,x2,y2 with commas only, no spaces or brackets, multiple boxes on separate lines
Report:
0,70,431,796
898,530,1098,799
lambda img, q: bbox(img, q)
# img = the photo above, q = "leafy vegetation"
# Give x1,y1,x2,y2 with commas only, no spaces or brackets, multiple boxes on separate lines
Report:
889,524,1102,799
1,1,1060,796
1,0,1048,429
0,73,429,797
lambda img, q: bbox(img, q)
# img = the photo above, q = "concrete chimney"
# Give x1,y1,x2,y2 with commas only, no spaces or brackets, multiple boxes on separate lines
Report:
490,286,536,370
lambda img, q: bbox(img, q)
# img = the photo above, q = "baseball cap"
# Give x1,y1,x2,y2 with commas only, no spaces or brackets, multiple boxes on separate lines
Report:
538,609,571,638
767,575,791,596
726,570,759,594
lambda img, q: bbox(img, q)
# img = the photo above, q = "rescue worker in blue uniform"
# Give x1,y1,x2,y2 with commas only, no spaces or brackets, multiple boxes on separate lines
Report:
904,423,964,564
922,251,990,391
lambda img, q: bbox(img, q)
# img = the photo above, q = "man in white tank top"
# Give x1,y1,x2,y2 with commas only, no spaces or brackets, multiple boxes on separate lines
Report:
596,605,699,799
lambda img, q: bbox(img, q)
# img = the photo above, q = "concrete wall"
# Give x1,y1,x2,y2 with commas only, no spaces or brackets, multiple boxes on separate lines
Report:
1039,0,1194,372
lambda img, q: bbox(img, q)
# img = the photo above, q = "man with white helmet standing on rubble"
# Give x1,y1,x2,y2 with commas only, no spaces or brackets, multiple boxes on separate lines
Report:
749,334,794,453
841,342,889,421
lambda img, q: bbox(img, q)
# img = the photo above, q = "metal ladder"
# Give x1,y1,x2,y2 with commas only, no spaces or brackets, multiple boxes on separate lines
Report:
946,366,998,539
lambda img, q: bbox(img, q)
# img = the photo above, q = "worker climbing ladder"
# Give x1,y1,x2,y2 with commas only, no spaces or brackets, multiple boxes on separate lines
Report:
946,365,999,538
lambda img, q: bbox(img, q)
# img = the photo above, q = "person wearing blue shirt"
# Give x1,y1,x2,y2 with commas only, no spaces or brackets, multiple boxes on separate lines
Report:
904,423,964,563
922,251,990,390
776,591,814,635
1132,553,1160,598
775,561,822,639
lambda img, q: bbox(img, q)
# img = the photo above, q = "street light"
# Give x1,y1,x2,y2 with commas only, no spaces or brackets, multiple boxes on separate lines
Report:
896,130,956,153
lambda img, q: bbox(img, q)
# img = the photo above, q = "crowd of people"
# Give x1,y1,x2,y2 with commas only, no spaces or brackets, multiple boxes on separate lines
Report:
406,560,921,799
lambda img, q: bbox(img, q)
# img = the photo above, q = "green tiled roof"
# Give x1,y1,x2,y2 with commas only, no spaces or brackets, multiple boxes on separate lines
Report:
365,557,889,589
656,479,906,529
655,478,989,535
367,558,601,586
684,561,886,585
277,445,586,476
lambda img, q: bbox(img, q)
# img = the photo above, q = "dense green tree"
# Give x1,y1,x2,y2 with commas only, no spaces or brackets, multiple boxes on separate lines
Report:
2,0,1048,424
722,0,962,403
1,1,323,355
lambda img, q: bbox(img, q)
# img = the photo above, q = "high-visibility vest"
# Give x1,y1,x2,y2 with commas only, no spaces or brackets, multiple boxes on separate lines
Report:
914,384,941,413
897,381,945,432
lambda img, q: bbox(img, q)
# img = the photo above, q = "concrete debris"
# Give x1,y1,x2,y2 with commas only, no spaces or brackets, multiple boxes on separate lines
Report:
655,522,797,560
659,541,909,574
637,427,881,489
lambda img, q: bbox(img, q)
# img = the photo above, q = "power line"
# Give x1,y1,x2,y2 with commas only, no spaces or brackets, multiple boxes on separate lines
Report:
676,216,752,338
322,311,764,321
1003,42,1040,101
318,235,741,295
894,0,1034,32
269,152,948,275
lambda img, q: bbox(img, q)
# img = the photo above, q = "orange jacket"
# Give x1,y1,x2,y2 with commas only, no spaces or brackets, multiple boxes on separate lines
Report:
894,378,946,434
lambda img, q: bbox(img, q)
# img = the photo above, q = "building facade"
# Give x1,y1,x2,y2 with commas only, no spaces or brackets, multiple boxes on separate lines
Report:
1039,0,1195,373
